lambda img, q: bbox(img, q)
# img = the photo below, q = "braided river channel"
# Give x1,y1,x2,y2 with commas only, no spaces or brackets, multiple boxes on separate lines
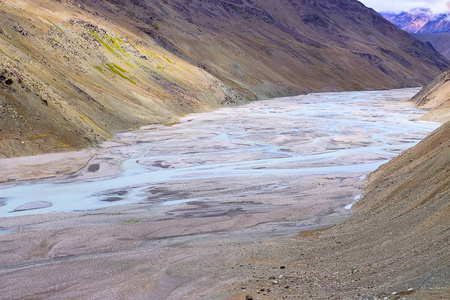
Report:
0,88,440,236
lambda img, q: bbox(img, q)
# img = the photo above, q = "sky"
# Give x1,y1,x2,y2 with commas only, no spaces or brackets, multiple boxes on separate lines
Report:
358,0,450,14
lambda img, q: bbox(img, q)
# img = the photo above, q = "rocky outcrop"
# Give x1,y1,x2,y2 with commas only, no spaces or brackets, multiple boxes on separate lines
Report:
411,71,450,122
1,0,449,157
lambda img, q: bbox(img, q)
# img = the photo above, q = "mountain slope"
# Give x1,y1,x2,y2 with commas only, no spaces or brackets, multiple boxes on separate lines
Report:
411,70,450,122
1,0,449,157
413,32,450,60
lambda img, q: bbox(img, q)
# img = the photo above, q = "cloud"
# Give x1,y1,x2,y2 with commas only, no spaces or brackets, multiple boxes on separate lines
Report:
359,0,450,14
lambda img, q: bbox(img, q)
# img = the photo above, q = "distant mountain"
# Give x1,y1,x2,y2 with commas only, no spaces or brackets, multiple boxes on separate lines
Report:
381,9,450,59
381,8,450,34
1,0,449,157
412,32,450,60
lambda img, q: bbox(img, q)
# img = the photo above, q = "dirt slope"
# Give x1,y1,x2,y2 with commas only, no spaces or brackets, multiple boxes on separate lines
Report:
1,0,449,158
411,71,450,122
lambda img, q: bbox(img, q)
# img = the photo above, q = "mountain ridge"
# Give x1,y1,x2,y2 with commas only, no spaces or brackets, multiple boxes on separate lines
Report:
381,8,450,34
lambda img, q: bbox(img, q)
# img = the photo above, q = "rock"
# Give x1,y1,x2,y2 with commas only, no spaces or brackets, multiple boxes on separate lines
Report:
245,296,253,300
88,163,100,172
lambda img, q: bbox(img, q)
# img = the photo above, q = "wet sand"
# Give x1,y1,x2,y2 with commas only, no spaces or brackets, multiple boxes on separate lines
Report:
0,88,441,299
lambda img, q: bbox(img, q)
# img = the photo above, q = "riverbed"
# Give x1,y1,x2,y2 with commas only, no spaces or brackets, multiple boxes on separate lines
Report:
0,88,442,299
0,88,438,218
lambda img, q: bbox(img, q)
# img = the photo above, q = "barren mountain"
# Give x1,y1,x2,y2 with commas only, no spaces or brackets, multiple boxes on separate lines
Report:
1,0,449,157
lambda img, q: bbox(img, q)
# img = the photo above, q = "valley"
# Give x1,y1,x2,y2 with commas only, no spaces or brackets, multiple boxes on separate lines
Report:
1,88,446,299
0,0,449,299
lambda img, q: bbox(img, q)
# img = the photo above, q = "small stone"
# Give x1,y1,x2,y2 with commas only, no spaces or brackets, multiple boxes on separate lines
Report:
245,296,253,300
280,266,286,269
269,275,276,279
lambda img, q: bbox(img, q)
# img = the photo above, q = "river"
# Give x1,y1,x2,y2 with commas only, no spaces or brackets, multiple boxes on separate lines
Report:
0,88,440,222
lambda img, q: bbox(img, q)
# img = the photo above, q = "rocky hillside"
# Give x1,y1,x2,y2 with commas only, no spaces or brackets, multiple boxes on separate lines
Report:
349,121,450,294
1,0,449,158
411,70,450,122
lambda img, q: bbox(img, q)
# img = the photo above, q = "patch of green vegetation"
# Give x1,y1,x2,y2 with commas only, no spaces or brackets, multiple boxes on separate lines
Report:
177,64,190,71
122,218,141,224
132,42,158,58
105,63,136,84
93,65,104,72
106,136,114,140
109,37,128,56
57,140,69,148
153,24,160,31
112,63,127,73
245,96,253,101
79,116,87,123
157,65,164,70
231,80,252,95
32,134,47,139
90,30,117,55
164,55,175,64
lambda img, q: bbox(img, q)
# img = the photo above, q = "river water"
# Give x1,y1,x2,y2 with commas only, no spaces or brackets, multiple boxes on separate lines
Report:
0,88,440,218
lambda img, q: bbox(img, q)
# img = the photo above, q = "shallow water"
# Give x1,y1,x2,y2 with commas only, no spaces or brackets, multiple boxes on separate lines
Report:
0,88,440,217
